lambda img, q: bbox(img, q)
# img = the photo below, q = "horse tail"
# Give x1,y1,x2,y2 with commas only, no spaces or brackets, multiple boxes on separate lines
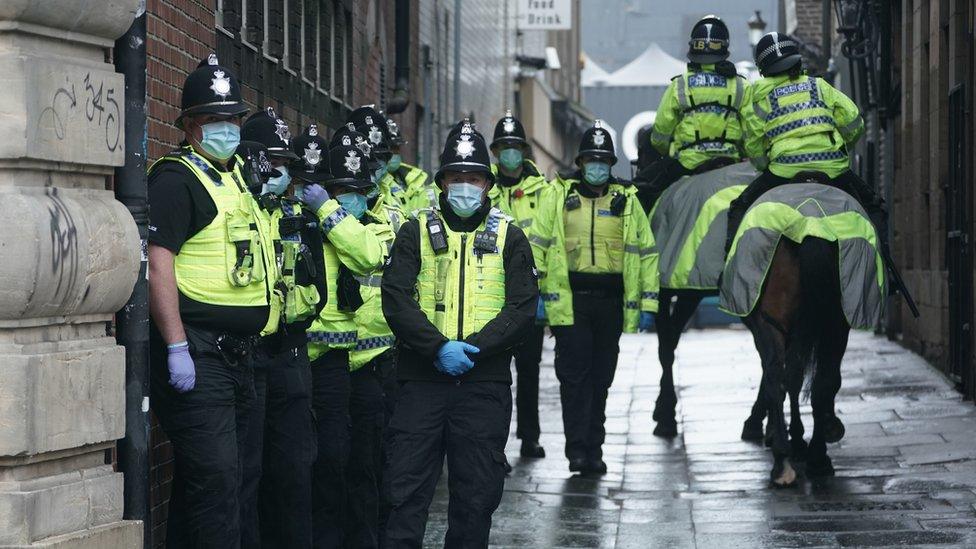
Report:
789,237,841,392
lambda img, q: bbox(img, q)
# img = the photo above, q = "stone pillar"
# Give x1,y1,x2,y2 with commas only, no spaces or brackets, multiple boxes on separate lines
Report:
0,2,143,547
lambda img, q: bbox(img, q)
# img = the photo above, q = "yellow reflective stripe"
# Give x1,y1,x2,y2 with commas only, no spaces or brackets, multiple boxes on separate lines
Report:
669,185,746,287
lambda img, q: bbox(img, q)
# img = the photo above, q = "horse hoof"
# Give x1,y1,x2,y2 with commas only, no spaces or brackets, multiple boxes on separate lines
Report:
823,415,846,443
807,457,835,478
654,421,678,438
741,420,764,442
770,459,797,488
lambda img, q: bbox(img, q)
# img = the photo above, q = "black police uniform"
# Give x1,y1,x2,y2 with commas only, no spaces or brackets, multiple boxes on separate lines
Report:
237,111,324,549
381,131,538,548
147,54,260,548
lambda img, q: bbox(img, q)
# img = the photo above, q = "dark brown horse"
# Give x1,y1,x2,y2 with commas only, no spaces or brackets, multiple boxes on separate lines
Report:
740,236,849,486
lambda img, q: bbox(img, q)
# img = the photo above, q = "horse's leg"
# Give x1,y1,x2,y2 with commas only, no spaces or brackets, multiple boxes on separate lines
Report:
808,321,850,477
654,292,703,438
742,377,767,442
786,359,808,461
652,291,675,423
749,315,795,487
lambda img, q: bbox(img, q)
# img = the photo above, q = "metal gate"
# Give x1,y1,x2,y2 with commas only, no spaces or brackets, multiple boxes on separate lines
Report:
946,84,974,398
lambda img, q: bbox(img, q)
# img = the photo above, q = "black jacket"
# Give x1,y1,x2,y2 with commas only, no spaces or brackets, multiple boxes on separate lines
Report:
381,196,538,383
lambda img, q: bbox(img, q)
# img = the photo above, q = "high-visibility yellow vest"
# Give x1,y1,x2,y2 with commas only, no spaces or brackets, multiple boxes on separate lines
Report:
416,208,510,340
267,200,320,324
156,150,281,336
349,204,404,370
563,187,627,274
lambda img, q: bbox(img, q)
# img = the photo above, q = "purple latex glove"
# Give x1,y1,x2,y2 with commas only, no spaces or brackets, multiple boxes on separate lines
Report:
301,184,331,212
167,342,196,393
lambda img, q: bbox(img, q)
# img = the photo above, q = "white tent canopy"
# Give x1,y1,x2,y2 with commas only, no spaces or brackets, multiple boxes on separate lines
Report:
581,52,611,86
601,43,686,87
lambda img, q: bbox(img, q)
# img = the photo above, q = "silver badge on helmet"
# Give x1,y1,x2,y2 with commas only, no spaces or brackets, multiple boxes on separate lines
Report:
342,135,352,146
258,151,273,175
344,150,362,174
210,70,231,99
503,119,515,134
593,130,605,147
455,135,475,159
304,142,321,167
274,119,291,144
207,53,219,66
368,126,383,145
308,124,318,137
365,115,374,125
355,136,372,156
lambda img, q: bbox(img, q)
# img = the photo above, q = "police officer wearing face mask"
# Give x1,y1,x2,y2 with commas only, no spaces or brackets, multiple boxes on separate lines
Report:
147,53,282,547
642,15,750,207
383,117,438,217
539,121,659,475
487,109,550,459
293,126,387,547
238,110,326,548
381,126,538,547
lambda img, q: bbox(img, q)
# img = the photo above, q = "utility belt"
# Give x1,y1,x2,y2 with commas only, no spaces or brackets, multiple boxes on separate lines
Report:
182,322,259,369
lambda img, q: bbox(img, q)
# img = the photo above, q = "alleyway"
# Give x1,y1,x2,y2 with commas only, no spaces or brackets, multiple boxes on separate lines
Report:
426,329,976,548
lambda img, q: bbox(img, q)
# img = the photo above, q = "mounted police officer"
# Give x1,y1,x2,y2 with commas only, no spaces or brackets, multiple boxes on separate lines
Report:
726,32,886,255
238,109,325,548
381,125,538,547
147,54,280,547
292,125,387,547
538,121,658,475
488,109,549,459
643,15,750,207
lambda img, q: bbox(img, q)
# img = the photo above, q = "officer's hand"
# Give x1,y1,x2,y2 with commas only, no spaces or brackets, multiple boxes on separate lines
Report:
535,298,547,324
167,342,196,393
301,184,331,212
639,311,654,333
435,341,480,376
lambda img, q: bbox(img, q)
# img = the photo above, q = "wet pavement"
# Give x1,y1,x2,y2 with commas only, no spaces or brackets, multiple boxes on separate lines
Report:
423,328,976,548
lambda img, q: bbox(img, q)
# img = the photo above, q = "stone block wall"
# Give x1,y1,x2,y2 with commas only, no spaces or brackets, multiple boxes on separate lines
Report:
0,1,143,547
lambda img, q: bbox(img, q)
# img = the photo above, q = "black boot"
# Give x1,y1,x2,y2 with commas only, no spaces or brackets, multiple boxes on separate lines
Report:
520,440,546,459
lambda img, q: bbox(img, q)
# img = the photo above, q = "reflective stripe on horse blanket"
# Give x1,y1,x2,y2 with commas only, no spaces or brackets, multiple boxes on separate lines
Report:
719,183,886,330
650,162,754,290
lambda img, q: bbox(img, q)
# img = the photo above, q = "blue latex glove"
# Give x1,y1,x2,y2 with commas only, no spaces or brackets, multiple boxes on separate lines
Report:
301,183,331,212
535,298,547,323
167,342,196,393
639,311,654,333
434,341,480,376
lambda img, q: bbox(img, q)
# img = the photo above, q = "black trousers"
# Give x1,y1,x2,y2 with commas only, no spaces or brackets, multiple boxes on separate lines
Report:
551,292,625,461
384,381,512,549
513,325,545,442
239,342,316,549
726,169,887,252
345,353,395,549
150,323,256,549
311,350,352,548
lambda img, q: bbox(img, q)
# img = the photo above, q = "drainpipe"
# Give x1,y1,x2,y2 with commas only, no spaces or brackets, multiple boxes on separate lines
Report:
386,0,411,114
113,8,150,545
422,44,434,174
453,0,461,119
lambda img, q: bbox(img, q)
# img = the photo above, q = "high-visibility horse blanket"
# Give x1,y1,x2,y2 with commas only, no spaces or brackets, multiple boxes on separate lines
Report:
719,183,886,329
650,162,755,290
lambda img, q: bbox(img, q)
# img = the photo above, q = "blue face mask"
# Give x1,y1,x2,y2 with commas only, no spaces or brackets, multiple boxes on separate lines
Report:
372,162,387,184
446,182,484,218
499,148,523,171
337,192,367,219
264,165,290,196
583,161,611,186
199,121,241,160
387,154,402,173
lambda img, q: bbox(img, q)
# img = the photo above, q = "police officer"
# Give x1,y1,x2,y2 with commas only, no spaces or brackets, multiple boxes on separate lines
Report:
383,117,439,216
643,15,750,206
296,125,387,547
239,109,325,548
725,32,885,252
538,121,659,475
381,126,538,547
487,110,549,459
147,54,281,547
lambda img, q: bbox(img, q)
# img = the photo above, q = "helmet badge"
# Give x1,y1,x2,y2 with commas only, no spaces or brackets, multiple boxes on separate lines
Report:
207,53,219,66
304,142,321,167
593,130,605,147
341,135,352,146
344,150,362,174
368,126,383,145
455,135,475,159
355,137,372,156
210,70,231,99
365,115,374,125
308,124,318,137
503,119,515,134
274,119,291,144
